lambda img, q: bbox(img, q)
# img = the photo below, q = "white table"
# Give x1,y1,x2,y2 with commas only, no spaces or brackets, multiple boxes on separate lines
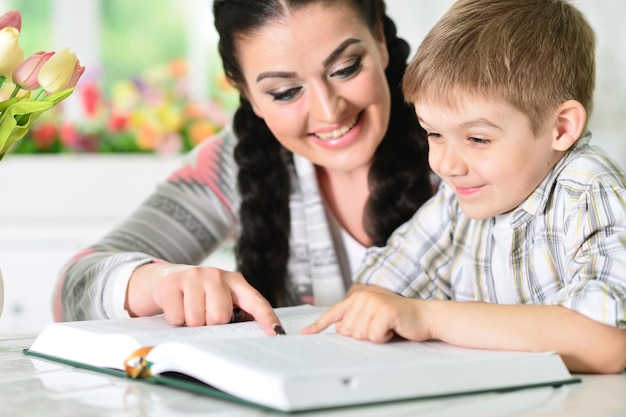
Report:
1,334,625,417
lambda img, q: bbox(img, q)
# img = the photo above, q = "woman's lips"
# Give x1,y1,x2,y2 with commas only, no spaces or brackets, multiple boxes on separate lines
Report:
308,112,364,150
313,114,360,141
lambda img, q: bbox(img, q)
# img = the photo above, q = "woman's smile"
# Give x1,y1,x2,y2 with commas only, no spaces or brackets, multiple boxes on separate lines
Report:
312,113,360,141
309,112,364,150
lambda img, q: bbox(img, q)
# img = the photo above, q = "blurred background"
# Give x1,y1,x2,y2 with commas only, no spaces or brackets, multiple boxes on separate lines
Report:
0,0,622,161
0,0,624,334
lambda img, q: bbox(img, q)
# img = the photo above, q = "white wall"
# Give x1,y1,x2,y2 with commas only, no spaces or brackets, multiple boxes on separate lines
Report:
0,155,234,334
386,0,626,169
0,155,181,333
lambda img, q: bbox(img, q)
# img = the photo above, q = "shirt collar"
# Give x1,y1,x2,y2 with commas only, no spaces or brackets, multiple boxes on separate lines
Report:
511,133,592,224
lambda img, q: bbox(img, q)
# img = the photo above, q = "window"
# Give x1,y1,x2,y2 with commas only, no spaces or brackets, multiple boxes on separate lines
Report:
7,0,236,154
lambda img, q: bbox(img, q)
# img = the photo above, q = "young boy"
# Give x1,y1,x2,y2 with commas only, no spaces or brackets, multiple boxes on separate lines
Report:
304,0,626,374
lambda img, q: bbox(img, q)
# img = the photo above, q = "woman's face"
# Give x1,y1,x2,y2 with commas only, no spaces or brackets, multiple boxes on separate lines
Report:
238,2,390,174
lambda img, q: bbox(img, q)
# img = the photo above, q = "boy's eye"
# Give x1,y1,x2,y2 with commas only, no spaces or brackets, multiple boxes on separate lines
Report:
330,56,363,79
269,87,302,102
469,136,490,145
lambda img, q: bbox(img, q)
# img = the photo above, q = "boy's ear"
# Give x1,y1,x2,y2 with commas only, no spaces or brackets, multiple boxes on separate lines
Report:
552,100,586,152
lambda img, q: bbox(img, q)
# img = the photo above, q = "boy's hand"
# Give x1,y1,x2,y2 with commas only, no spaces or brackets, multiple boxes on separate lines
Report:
302,285,433,343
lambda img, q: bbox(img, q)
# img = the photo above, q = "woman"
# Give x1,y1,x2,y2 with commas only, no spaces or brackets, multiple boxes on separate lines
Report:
53,0,433,334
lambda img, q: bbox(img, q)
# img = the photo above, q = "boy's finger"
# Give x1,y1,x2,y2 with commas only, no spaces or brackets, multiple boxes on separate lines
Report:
301,304,346,334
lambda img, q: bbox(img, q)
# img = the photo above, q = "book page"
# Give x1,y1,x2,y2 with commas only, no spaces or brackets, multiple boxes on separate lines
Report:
147,333,572,411
28,304,329,369
154,333,541,375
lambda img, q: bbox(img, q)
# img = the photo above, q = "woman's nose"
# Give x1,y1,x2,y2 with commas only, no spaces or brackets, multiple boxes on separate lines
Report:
309,83,344,123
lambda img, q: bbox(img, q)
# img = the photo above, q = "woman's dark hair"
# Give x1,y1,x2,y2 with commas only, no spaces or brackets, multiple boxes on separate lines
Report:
213,0,432,306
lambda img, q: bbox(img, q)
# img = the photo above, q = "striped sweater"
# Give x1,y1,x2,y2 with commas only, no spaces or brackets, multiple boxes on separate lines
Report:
55,127,350,321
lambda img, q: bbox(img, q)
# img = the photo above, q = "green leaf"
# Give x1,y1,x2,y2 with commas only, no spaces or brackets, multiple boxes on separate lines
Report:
42,88,75,105
0,87,76,158
0,96,24,113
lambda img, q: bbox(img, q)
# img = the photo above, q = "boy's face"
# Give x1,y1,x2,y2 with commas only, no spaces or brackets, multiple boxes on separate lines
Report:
415,96,563,219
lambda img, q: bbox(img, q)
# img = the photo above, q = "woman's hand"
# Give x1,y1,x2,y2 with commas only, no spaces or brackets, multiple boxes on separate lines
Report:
126,262,282,335
302,285,434,343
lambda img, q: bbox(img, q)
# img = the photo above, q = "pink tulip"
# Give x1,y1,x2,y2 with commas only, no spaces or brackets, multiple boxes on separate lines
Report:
12,50,54,90
0,10,21,32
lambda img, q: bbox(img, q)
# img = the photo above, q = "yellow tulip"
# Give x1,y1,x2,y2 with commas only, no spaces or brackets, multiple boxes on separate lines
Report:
64,59,85,89
37,47,77,93
0,26,24,79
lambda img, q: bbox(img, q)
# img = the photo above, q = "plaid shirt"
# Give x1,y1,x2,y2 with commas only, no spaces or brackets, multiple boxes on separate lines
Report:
356,135,626,328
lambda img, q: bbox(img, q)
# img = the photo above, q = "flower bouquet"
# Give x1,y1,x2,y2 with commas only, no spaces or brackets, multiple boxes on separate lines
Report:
0,9,83,161
0,9,83,316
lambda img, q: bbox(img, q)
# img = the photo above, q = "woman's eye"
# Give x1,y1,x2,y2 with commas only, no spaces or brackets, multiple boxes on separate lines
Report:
331,56,363,79
427,132,442,140
269,87,302,102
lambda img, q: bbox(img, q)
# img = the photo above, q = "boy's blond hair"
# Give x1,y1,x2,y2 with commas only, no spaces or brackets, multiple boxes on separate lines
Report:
403,0,596,133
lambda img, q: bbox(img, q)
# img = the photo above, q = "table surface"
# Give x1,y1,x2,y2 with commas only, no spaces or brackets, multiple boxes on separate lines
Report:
2,333,625,417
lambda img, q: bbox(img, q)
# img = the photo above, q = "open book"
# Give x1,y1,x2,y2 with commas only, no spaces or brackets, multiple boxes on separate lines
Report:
25,305,579,412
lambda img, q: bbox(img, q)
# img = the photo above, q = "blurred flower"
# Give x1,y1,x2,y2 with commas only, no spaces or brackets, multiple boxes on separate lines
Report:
0,9,83,160
188,119,218,147
80,80,100,118
31,120,57,149
14,55,238,155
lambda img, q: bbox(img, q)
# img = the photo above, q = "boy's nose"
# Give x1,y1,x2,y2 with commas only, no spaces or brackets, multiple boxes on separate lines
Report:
437,143,467,176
